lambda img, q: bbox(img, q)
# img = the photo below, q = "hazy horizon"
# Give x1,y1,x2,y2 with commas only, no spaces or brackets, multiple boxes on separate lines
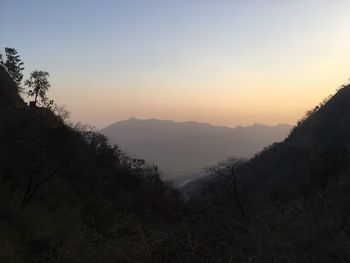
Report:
102,116,293,130
101,117,292,185
2,0,350,128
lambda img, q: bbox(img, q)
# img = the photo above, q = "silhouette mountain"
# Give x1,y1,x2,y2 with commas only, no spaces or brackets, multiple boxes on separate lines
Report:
243,86,350,205
186,84,350,208
101,118,291,185
0,65,183,262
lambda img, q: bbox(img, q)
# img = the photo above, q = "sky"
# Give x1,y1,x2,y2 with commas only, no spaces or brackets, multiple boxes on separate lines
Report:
1,0,350,128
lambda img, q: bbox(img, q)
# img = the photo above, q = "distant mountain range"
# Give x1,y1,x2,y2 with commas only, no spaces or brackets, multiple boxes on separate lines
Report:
101,118,292,185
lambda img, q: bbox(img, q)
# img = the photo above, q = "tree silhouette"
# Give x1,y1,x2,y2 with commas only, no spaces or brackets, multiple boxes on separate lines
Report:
25,70,51,106
207,157,247,218
3,47,24,88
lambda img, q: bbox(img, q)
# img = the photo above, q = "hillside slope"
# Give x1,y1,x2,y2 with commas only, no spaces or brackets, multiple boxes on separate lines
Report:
0,66,183,262
178,84,350,262
229,85,350,207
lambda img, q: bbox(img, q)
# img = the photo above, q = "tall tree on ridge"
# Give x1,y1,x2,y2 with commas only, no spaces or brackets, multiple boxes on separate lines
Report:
25,70,51,106
4,47,24,88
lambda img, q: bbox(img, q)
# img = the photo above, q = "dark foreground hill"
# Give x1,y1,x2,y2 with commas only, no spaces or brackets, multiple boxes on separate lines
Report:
186,84,350,207
238,85,350,207
101,118,291,185
182,83,350,262
0,66,184,262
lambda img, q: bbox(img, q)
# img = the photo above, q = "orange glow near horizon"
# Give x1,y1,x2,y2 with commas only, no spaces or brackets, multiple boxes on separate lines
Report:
49,50,350,128
5,1,350,129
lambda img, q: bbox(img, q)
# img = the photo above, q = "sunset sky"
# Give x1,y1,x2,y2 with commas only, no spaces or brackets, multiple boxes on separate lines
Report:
2,0,350,128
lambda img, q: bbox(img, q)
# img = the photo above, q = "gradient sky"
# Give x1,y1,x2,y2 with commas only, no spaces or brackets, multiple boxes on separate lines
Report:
2,1,350,128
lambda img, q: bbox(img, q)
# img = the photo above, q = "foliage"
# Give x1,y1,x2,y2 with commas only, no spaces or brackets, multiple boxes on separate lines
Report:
25,70,51,105
2,47,24,88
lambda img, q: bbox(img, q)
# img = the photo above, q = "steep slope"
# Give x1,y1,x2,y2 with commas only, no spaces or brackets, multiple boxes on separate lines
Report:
101,118,291,184
0,66,183,262
236,85,350,207
179,84,350,262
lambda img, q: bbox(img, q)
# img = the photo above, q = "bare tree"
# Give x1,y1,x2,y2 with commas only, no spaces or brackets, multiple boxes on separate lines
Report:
207,157,247,218
21,144,67,206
